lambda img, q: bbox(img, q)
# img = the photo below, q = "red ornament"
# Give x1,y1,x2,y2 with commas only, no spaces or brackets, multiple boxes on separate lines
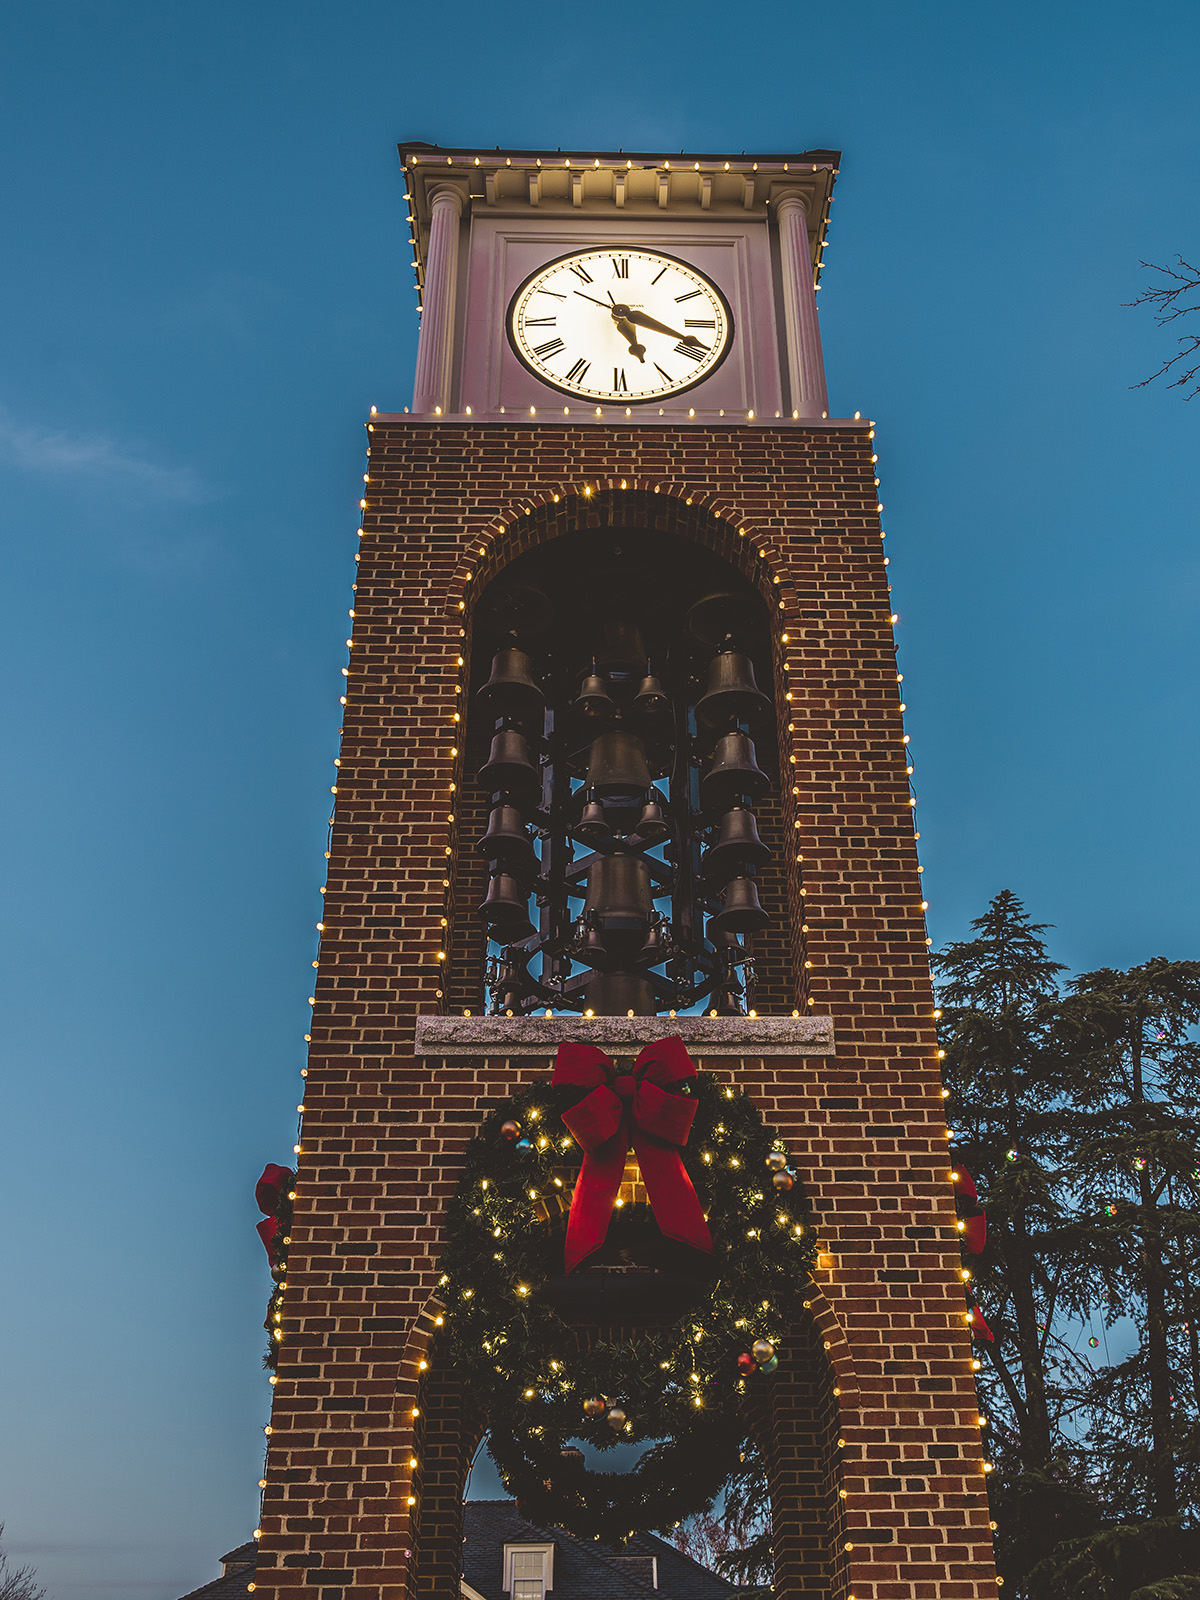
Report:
737,1352,757,1375
500,1120,521,1142
582,1396,606,1417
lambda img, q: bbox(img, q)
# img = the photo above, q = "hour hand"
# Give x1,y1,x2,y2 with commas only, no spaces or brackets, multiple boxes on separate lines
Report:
614,316,647,361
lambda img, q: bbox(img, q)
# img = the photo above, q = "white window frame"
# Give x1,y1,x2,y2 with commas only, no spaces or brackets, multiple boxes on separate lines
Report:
503,1543,555,1600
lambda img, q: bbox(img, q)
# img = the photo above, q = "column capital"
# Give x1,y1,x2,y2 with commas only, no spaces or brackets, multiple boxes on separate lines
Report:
771,186,811,219
425,180,467,216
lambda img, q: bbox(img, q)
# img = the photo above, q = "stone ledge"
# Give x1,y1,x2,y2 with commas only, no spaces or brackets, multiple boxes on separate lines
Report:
414,1014,835,1058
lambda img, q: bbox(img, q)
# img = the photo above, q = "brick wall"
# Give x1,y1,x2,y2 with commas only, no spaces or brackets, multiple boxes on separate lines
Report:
252,421,1000,1600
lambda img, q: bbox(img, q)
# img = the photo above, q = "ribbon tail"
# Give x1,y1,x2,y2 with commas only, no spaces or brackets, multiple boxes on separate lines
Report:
564,1131,629,1273
634,1133,714,1257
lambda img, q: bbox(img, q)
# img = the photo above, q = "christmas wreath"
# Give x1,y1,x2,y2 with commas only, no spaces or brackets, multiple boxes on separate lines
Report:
438,1038,816,1541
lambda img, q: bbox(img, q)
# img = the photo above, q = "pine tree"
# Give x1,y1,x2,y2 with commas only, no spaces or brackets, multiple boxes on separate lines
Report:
933,891,1106,1584
1055,959,1200,1527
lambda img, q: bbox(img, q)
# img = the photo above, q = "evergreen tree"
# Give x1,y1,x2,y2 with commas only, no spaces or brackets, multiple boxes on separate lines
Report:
933,891,1106,1584
1055,960,1200,1527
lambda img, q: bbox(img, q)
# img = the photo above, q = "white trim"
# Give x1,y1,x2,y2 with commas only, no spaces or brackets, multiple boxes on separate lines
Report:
462,1582,490,1600
503,1542,555,1599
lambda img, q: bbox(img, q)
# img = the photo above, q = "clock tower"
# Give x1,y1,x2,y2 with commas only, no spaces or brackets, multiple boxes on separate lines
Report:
252,144,1001,1600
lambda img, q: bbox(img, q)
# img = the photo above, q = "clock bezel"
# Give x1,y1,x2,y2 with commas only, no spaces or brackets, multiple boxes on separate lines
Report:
505,246,736,405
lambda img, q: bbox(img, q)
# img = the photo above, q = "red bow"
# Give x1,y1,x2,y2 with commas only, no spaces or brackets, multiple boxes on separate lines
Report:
552,1036,714,1273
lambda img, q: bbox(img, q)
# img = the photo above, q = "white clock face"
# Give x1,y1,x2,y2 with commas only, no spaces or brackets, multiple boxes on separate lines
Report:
508,248,733,404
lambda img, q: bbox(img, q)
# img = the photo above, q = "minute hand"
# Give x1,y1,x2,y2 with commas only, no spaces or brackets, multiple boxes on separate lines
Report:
619,308,704,344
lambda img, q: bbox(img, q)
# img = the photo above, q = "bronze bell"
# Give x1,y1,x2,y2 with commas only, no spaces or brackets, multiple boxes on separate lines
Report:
712,982,745,1017
585,971,656,1017
709,875,770,936
628,797,670,848
476,647,544,724
584,853,653,930
632,669,669,716
594,618,647,675
696,648,771,730
478,873,535,941
480,729,541,799
573,671,617,721
575,799,613,846
700,732,771,810
702,807,771,886
586,730,652,798
639,920,667,959
477,805,538,879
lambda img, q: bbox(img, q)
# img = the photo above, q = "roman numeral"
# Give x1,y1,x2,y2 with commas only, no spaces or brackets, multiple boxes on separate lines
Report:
654,363,673,384
613,368,629,392
651,267,667,285
674,341,707,362
534,338,566,358
675,289,703,302
524,317,556,326
611,257,629,278
565,358,591,383
684,319,716,329
568,262,594,283
536,289,566,299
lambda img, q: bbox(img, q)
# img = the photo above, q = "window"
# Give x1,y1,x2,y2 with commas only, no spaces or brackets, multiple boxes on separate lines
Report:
503,1544,554,1600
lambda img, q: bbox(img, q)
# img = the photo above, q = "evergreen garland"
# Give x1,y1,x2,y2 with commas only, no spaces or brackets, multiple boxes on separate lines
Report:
438,1069,816,1542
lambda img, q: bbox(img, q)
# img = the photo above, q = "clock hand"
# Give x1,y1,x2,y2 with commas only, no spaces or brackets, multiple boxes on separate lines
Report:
616,306,703,345
613,315,647,362
574,290,615,310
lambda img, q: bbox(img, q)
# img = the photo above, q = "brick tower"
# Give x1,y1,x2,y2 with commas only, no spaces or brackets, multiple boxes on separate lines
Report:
252,144,1001,1600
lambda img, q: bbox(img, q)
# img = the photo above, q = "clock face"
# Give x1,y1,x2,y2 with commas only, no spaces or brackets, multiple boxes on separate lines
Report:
507,247,733,404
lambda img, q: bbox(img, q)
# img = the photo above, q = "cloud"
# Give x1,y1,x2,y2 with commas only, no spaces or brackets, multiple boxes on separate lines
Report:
0,407,206,503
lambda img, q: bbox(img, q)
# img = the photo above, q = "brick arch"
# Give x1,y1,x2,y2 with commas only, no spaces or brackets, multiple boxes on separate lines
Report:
450,483,795,623
397,1288,850,1600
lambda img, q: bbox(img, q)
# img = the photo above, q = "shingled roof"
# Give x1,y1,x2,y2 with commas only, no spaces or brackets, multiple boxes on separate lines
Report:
178,1503,736,1600
463,1501,734,1600
176,1541,256,1600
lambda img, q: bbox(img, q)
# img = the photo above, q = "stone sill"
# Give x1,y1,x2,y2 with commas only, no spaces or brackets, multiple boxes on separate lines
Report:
414,1014,834,1058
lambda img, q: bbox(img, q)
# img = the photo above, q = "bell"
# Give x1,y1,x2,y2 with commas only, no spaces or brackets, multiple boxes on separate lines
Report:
476,647,544,724
632,669,669,716
709,876,770,936
477,805,538,879
701,808,771,886
638,921,667,959
574,799,613,846
573,672,617,721
479,729,541,800
594,618,647,674
478,873,535,942
583,853,653,930
627,797,670,848
585,971,656,1016
696,648,771,730
586,730,651,798
712,982,745,1017
700,732,771,810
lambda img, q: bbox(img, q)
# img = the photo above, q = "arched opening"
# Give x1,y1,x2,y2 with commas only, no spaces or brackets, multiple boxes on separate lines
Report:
403,1310,847,1600
447,500,801,1018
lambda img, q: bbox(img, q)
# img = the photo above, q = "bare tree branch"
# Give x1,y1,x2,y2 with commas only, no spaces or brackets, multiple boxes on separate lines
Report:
1127,257,1200,400
0,1526,48,1600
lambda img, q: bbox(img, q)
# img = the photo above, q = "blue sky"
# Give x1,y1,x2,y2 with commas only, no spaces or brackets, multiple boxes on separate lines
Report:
0,3,1197,1596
